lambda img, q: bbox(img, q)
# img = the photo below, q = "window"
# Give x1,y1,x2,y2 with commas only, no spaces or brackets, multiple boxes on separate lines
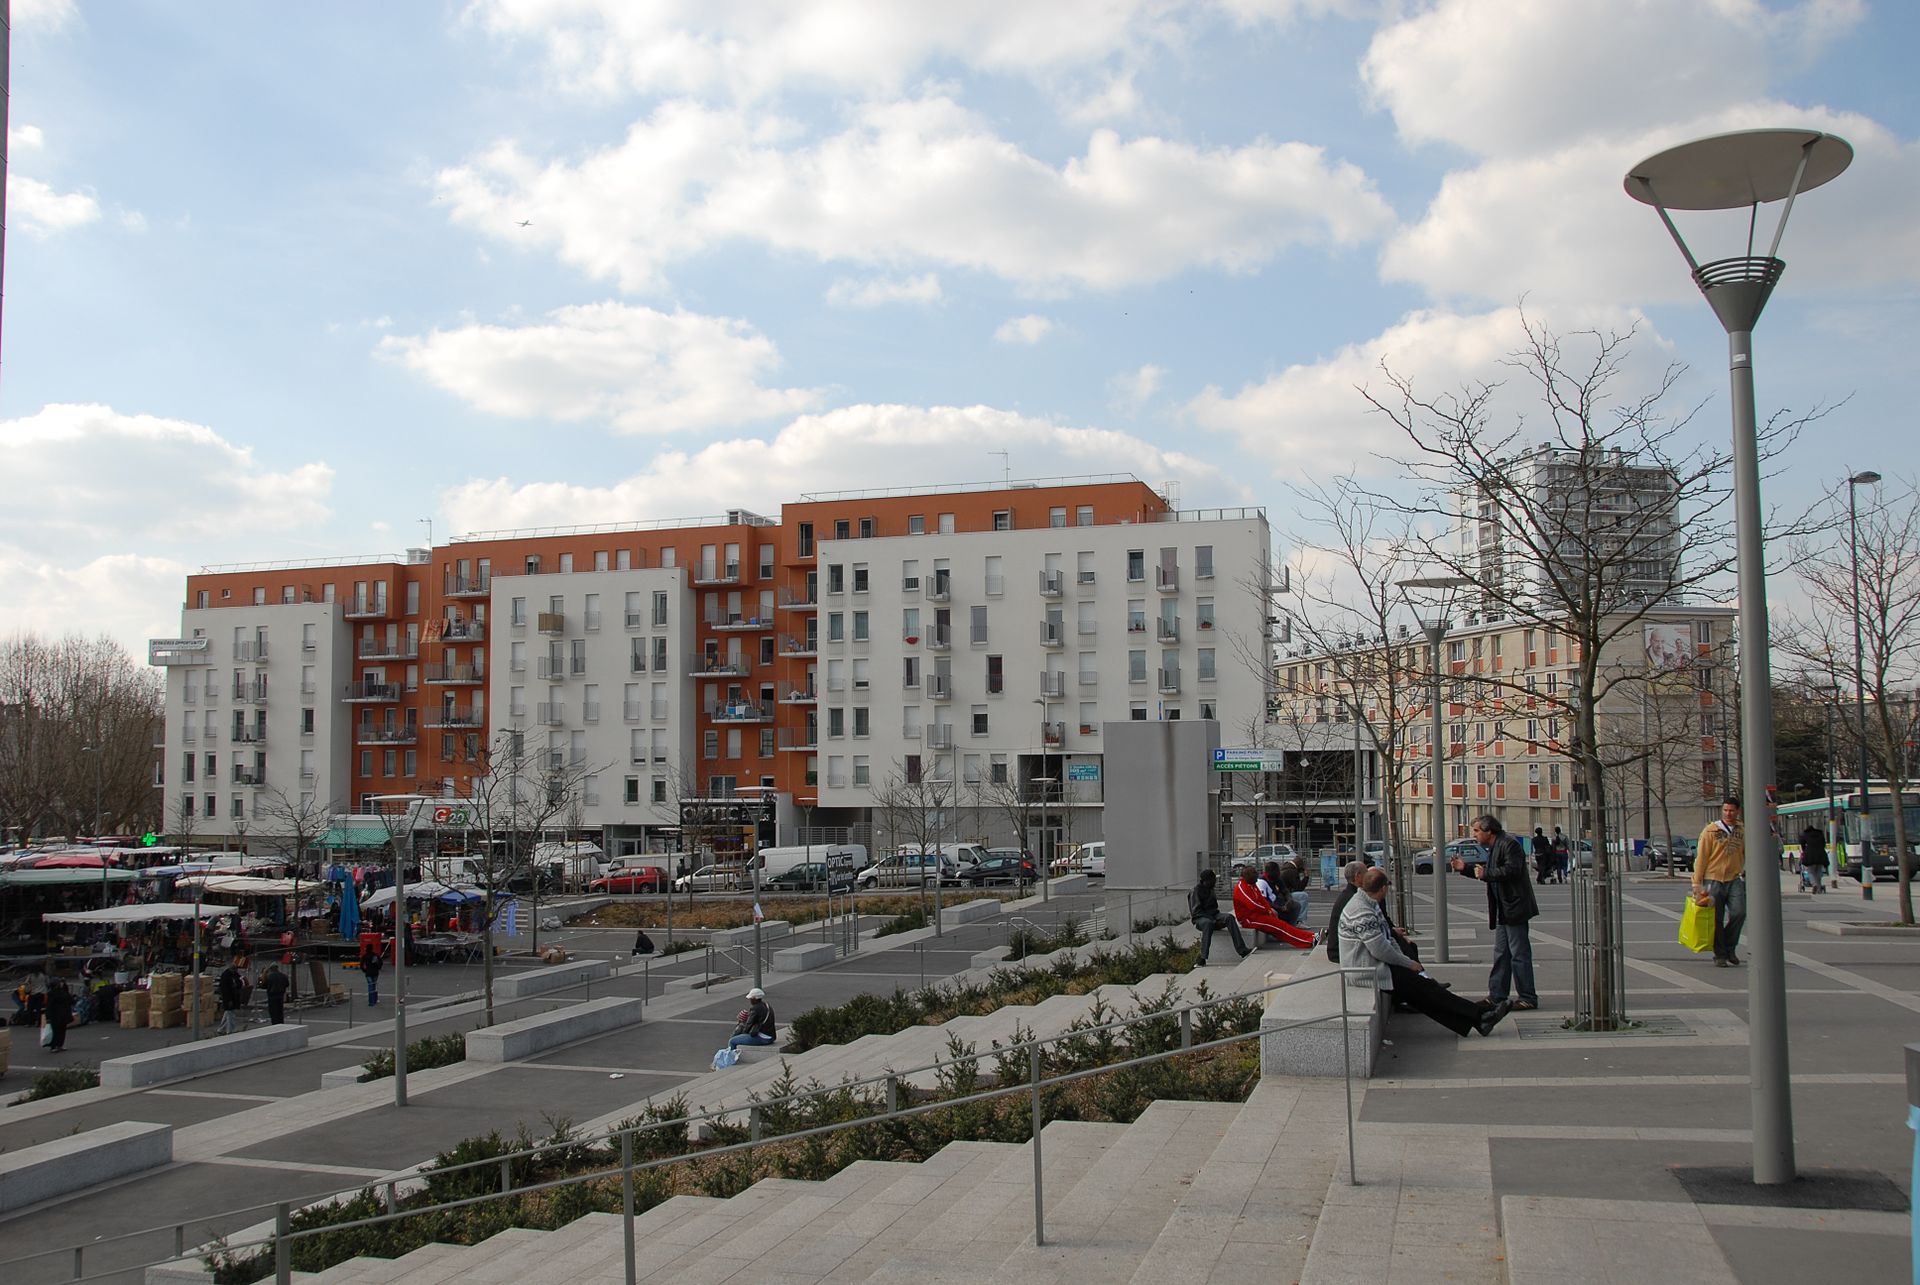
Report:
907,514,925,534
986,655,1003,694
859,517,875,538
970,605,988,645
852,707,870,737
1196,598,1215,631
653,779,668,804
828,707,845,737
1076,505,1093,527
852,611,869,642
852,755,870,786
852,564,869,592
990,754,1009,784
653,591,669,626
834,519,850,540
511,596,527,627
827,563,845,594
301,708,315,735
1128,600,1146,633
1198,648,1216,681
704,730,719,760
1129,650,1147,682
971,705,989,735
1049,506,1066,527
828,612,845,643
903,656,920,688
1130,703,1148,721
625,776,641,804
1127,550,1145,582
1195,545,1214,579
938,512,956,534
993,509,1012,530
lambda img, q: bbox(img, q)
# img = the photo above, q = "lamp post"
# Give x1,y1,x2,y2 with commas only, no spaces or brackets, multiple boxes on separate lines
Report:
1848,470,1882,885
1626,127,1853,1187
1400,576,1472,962
1033,697,1052,901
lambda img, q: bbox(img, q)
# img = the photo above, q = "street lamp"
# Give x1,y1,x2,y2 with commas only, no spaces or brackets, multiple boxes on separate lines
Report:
1399,575,1472,962
1033,696,1052,901
1848,469,1882,889
1626,127,1853,1187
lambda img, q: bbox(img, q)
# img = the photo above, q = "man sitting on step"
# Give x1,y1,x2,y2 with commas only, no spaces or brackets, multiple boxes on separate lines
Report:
1340,869,1510,1039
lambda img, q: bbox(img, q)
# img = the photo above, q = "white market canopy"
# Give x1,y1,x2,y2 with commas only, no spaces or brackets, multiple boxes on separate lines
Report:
361,881,485,909
174,875,311,897
43,903,240,924
0,868,143,887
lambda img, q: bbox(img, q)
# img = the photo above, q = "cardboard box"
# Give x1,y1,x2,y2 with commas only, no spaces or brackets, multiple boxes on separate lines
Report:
120,992,152,1026
149,1008,185,1029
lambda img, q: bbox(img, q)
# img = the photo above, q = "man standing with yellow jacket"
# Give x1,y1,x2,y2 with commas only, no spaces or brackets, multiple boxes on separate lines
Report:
1694,798,1747,967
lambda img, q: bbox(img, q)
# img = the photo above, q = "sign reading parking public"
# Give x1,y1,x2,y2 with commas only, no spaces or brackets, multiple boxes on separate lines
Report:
1213,747,1285,772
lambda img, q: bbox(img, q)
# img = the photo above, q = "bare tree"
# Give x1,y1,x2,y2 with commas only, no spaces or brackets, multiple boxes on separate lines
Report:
872,758,956,915
0,632,162,841
1779,478,1920,922
1358,314,1825,1028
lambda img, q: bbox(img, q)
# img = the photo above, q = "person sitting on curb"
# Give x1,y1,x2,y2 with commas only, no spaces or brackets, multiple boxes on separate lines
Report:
727,986,777,1050
1340,869,1511,1038
1325,861,1421,966
1188,869,1250,964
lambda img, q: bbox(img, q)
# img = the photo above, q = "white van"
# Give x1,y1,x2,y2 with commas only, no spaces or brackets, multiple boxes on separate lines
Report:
530,841,608,886
756,844,867,881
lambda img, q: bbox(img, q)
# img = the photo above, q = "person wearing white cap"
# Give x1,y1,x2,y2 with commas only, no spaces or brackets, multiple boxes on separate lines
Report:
727,986,777,1050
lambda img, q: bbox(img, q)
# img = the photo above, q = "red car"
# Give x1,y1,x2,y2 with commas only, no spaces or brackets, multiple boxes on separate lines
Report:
589,868,665,894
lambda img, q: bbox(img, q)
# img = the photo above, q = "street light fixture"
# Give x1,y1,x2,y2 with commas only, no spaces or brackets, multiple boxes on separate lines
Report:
1033,697,1052,902
1625,127,1853,1187
1398,575,1473,961
1848,469,1882,890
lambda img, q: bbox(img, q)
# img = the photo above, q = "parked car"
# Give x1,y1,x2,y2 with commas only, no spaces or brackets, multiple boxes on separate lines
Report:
1362,841,1393,865
1246,843,1298,865
588,868,665,895
1645,838,1695,871
960,853,1038,885
856,850,956,889
1051,840,1106,876
762,862,855,894
1412,839,1484,875
672,863,740,894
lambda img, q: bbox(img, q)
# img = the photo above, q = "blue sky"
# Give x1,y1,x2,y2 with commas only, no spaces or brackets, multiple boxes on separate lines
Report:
4,0,1915,655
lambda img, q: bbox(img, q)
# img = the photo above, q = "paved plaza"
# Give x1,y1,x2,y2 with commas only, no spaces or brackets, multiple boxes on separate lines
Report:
0,872,1912,1283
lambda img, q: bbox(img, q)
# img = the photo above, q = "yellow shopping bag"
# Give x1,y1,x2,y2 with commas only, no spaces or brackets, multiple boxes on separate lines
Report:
1678,897,1715,954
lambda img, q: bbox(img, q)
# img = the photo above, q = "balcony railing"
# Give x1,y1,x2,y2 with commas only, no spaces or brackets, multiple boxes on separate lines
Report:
359,639,418,661
1076,569,1098,588
925,725,953,750
232,682,269,704
232,727,264,743
924,625,951,651
537,657,571,681
706,612,771,631
1156,618,1180,642
536,612,566,635
1039,674,1066,698
1158,668,1182,694
442,619,486,642
651,699,669,720
1039,622,1064,648
427,706,486,728
343,595,389,619
533,704,564,727
357,726,418,745
445,573,491,598
778,590,819,611
1039,571,1064,598
425,664,484,684
1156,567,1180,592
697,658,752,677
707,700,772,723
924,576,951,603
777,727,818,751
1078,672,1098,689
779,634,817,657
926,674,952,701
692,563,742,586
779,686,817,704
235,641,269,663
231,769,265,787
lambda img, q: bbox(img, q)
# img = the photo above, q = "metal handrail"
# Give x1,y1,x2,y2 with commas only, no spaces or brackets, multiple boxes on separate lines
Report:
8,962,1370,1284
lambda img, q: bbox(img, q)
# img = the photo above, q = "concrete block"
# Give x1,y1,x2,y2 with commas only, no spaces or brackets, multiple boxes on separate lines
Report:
0,1120,172,1212
1045,873,1092,896
100,1023,310,1089
970,949,1008,971
940,898,1001,929
772,942,837,972
709,920,790,950
663,973,735,994
1258,958,1385,1078
465,996,643,1063
494,958,612,1001
320,1066,365,1089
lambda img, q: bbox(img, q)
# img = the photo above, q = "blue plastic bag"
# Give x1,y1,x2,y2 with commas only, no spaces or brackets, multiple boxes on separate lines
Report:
712,1045,739,1070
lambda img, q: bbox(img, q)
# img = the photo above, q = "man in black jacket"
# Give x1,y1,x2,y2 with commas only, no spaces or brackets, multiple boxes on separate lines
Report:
1325,860,1420,965
1456,814,1539,1010
1189,870,1249,964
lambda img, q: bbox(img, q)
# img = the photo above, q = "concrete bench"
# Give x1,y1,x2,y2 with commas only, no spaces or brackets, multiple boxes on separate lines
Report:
663,973,736,994
1045,874,1092,896
772,942,836,972
495,959,612,1001
1258,953,1387,1079
940,898,1000,929
0,1120,173,1212
709,920,790,949
100,1024,310,1089
465,996,642,1062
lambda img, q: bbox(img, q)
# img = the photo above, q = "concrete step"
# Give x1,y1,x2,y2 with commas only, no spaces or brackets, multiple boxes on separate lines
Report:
328,1239,471,1284
857,1120,1129,1282
300,1226,551,1285
1127,1079,1350,1283
993,1098,1245,1282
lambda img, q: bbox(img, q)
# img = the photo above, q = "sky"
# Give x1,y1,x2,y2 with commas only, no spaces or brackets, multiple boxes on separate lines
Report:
4,0,1916,659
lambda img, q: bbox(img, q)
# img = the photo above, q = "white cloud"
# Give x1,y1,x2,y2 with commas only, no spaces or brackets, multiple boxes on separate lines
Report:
8,174,99,235
1109,363,1165,409
1362,0,1864,157
378,301,824,434
118,210,148,233
12,0,78,30
434,95,1394,292
1184,305,1672,475
9,124,44,151
1382,104,1920,308
995,314,1056,345
0,550,189,660
825,272,943,307
439,403,1234,535
1062,71,1142,125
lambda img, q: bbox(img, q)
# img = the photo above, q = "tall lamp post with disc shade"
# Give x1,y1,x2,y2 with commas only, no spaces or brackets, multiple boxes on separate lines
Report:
1625,127,1853,1186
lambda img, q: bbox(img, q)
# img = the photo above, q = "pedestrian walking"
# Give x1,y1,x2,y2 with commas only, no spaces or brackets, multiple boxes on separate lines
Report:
1798,824,1829,894
1694,798,1747,967
1188,870,1250,964
216,961,247,1035
1457,814,1539,1010
361,941,383,1005
1551,827,1571,884
1531,827,1554,884
1340,869,1511,1038
260,963,290,1025
43,978,73,1052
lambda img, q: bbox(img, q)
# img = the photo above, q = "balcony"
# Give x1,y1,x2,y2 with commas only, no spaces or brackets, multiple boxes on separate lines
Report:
344,595,389,619
235,641,269,663
537,657,572,681
697,657,752,677
357,726,418,745
149,638,212,666
924,575,951,603
692,563,742,586
706,612,772,631
232,682,269,705
779,634,817,657
779,686,818,705
1158,668,1182,694
1157,618,1181,643
359,638,417,661
532,703,564,727
182,725,199,743
1039,673,1066,699
778,590,819,612
232,727,264,744
707,700,772,723
445,573,491,598
777,727,819,751
926,674,952,701
623,701,647,722
1038,570,1064,598
924,625,951,651
1041,721,1064,748
428,705,486,729
651,699,669,720
231,769,265,788
442,619,487,642
425,664,485,685
536,612,566,636
925,725,953,750
1156,567,1180,592
1039,621,1064,649
1078,671,1098,689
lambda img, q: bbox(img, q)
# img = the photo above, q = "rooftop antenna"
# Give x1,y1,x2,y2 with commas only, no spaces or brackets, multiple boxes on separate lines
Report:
990,450,1009,485
419,518,433,549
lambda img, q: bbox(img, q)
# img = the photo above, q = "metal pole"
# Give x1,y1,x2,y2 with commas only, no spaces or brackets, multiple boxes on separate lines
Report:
274,1201,291,1285
1827,703,1840,854
1340,976,1357,1184
1426,623,1450,963
393,814,409,1108
1851,477,1875,876
751,854,763,992
1353,706,1365,866
621,1130,636,1285
1030,1043,1046,1247
1728,325,1793,1184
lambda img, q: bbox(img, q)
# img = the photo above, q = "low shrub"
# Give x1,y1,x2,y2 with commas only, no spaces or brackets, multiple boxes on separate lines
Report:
360,1032,468,1082
11,1065,100,1105
872,907,928,937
